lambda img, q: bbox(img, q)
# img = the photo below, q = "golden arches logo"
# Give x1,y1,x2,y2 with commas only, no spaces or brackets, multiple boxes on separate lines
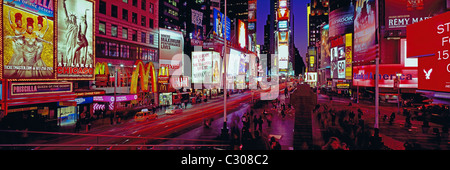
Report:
130,60,157,94
94,62,110,75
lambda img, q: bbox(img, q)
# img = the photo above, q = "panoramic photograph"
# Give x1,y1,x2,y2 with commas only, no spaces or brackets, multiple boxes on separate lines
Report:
0,0,449,167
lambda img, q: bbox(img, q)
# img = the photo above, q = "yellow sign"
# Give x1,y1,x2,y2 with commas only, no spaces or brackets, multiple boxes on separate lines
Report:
130,61,157,94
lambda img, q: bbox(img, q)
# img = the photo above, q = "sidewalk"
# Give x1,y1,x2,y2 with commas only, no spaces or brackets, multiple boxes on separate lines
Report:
318,94,450,150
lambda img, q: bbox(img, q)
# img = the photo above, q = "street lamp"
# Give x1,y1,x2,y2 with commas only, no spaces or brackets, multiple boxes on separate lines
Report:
396,72,402,115
221,0,229,139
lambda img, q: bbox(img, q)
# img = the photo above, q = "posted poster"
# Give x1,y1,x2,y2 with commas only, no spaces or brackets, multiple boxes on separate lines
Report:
2,0,55,79
57,0,94,79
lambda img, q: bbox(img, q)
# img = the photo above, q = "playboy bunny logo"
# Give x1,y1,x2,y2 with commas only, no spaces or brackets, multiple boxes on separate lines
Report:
423,69,433,80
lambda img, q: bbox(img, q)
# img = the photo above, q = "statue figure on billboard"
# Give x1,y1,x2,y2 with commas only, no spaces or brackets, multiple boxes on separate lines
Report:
62,0,89,67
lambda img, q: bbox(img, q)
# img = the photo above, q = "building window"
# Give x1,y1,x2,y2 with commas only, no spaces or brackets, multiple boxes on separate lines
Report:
132,12,137,24
130,46,138,59
141,16,146,27
149,33,154,45
122,27,128,39
109,42,119,57
99,1,107,14
96,40,108,57
141,0,146,10
123,0,128,3
111,5,118,18
132,0,138,7
122,9,128,21
132,30,138,41
141,32,146,43
121,44,129,58
111,24,118,37
99,21,106,35
149,18,154,29
149,3,154,14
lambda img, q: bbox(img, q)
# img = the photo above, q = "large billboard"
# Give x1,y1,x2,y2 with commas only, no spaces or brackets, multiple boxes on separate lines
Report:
3,0,55,80
407,11,450,92
385,0,446,32
329,3,354,38
192,52,212,84
57,0,94,79
320,25,330,69
159,28,184,61
238,20,246,49
278,45,289,69
354,0,377,63
213,8,231,41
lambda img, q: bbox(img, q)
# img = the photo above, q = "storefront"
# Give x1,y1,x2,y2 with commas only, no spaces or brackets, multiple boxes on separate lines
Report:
159,93,172,106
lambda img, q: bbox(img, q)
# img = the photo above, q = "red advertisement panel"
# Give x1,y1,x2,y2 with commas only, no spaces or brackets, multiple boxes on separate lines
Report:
353,64,418,88
407,11,450,92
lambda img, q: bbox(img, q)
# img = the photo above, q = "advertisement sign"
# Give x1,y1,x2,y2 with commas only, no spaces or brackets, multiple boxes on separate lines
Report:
213,8,231,41
385,0,446,31
353,64,418,88
277,8,290,21
191,9,203,45
159,28,184,61
57,0,95,79
170,76,189,89
278,45,289,69
228,49,241,76
305,72,317,83
192,52,212,84
3,0,55,79
338,60,346,79
279,0,287,8
278,20,288,31
329,4,354,38
10,82,73,97
354,0,377,63
330,47,338,78
278,31,289,44
345,33,353,80
320,25,330,68
93,94,138,102
238,20,247,49
407,11,450,92
212,52,221,84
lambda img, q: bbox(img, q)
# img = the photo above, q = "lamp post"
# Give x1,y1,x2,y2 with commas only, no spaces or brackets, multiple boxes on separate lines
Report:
396,72,402,115
221,0,229,139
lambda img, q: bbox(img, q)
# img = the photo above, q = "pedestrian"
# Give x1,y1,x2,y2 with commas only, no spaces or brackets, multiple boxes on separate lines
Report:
75,119,81,133
267,113,272,127
270,137,281,150
322,137,343,150
258,115,264,132
389,112,395,125
253,115,258,131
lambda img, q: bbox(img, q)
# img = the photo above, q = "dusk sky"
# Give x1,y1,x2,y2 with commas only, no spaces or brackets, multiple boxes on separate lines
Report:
257,0,309,63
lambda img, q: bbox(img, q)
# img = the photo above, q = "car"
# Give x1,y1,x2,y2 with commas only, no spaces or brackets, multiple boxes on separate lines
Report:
165,105,183,115
134,111,157,122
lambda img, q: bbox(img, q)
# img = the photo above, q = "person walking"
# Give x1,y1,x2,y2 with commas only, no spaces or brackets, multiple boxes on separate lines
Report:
258,115,264,133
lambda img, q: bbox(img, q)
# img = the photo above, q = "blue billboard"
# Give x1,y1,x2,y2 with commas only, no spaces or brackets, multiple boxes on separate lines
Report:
213,8,231,41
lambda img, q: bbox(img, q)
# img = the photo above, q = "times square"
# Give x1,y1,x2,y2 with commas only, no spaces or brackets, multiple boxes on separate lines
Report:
0,0,449,160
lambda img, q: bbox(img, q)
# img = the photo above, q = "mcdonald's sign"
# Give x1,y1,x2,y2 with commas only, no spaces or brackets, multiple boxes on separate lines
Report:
95,62,110,87
130,60,158,94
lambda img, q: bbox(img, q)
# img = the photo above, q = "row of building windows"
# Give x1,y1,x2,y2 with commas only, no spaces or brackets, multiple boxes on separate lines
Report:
98,21,156,45
99,0,156,28
96,39,159,62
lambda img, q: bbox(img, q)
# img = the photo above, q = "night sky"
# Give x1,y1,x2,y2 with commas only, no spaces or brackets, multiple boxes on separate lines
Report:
257,0,309,63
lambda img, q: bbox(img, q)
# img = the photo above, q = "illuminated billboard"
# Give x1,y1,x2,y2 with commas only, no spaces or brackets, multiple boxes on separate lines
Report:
159,28,184,61
329,3,354,38
238,20,246,49
385,0,446,31
192,52,212,84
213,8,231,41
354,0,377,63
277,8,290,21
3,0,55,80
57,0,95,80
278,45,289,69
278,20,288,31
407,11,450,92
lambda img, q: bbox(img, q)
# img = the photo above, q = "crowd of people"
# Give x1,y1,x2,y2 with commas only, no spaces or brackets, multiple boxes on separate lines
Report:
314,104,387,150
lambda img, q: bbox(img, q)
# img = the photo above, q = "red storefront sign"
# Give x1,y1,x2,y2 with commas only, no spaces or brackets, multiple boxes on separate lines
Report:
407,11,450,92
353,64,418,88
